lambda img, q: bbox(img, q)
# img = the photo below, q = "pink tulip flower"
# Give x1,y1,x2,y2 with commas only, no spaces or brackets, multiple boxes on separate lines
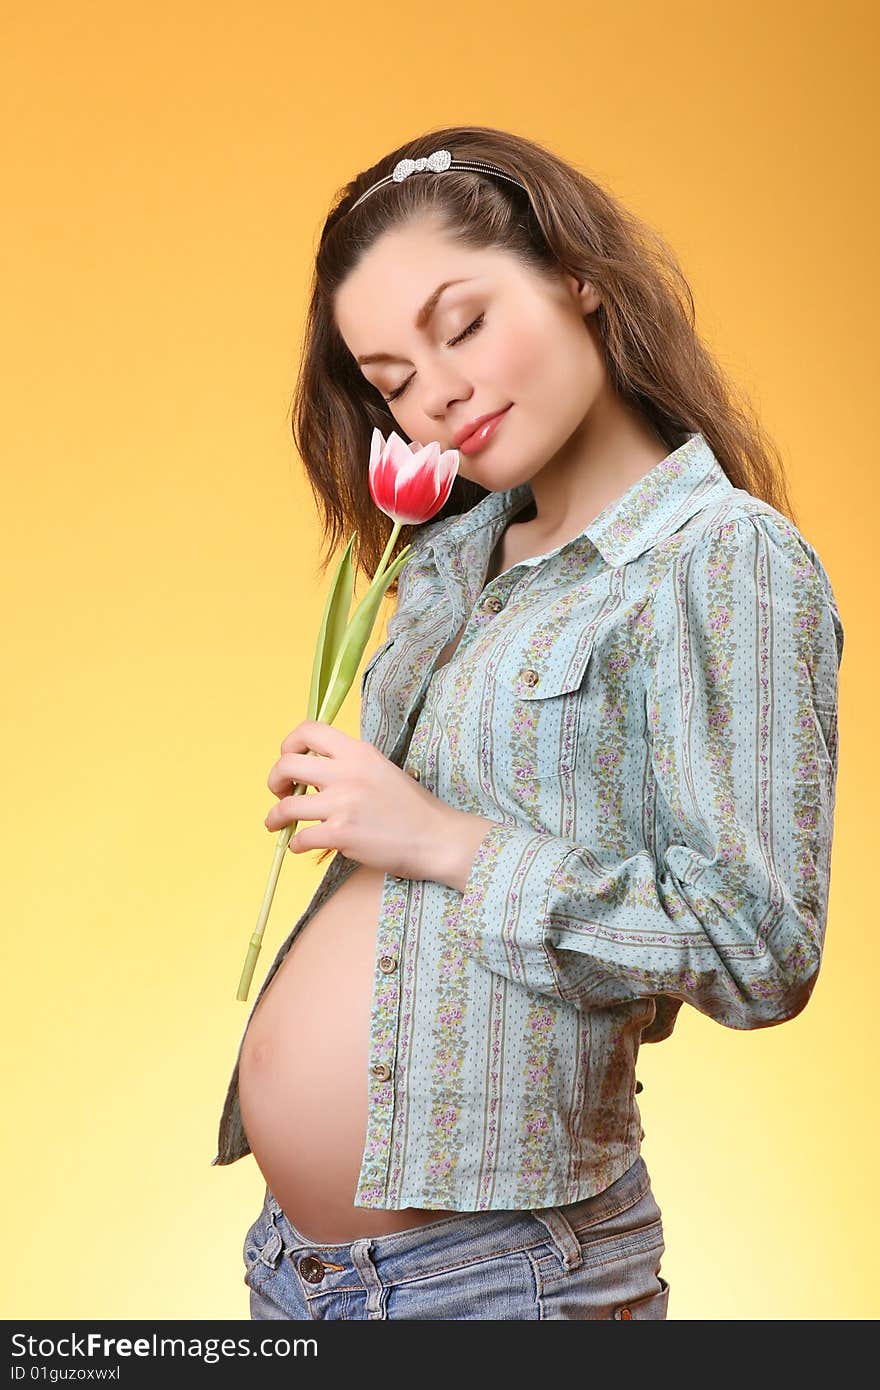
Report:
368,427,459,524
235,428,459,1001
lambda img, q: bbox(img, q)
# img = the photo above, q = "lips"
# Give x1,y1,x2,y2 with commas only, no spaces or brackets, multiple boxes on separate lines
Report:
453,405,512,451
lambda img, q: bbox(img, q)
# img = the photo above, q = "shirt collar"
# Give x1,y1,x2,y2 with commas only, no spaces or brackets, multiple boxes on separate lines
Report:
427,431,733,569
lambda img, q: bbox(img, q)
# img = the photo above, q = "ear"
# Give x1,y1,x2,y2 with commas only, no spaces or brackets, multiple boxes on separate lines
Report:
565,274,601,314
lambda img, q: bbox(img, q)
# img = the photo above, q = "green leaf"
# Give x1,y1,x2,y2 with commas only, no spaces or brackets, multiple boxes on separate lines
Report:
307,532,356,721
316,546,413,724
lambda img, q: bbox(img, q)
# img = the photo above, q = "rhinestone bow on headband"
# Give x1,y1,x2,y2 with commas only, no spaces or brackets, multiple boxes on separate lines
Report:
393,150,453,180
348,147,528,211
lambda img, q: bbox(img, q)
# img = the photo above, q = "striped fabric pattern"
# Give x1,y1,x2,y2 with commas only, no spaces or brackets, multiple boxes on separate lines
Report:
212,432,844,1213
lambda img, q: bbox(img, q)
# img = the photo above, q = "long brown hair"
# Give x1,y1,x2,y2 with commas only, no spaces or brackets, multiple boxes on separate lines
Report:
290,122,797,591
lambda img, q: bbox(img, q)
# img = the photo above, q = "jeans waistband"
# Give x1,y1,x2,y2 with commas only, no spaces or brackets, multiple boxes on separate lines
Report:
261,1153,653,1284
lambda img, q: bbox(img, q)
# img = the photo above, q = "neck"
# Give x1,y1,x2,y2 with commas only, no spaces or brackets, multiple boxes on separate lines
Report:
524,390,672,547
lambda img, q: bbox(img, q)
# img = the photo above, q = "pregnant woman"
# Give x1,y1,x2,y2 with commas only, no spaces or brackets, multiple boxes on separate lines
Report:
211,125,844,1321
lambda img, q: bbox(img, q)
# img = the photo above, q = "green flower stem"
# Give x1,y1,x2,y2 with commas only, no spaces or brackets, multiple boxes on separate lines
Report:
235,519,406,1003
235,764,317,1002
375,518,401,578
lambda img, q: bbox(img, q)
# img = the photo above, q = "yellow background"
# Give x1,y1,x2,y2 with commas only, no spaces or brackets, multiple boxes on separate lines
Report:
2,0,875,1320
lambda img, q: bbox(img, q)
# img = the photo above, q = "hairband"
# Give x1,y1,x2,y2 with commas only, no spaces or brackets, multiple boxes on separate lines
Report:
348,147,528,211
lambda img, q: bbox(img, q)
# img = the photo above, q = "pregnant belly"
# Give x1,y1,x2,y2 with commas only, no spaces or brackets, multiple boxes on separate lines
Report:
237,861,463,1244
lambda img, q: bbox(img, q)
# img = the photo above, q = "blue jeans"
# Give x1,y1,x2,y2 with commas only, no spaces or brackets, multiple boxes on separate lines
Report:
242,1153,669,1320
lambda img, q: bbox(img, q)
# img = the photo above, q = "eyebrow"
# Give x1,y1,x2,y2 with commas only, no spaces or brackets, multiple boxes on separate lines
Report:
356,278,475,365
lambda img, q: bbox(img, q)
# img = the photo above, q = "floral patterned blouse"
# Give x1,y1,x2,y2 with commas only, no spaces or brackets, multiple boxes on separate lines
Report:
212,431,844,1212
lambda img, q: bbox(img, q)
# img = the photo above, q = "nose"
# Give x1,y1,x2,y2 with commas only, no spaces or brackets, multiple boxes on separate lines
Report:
418,364,474,426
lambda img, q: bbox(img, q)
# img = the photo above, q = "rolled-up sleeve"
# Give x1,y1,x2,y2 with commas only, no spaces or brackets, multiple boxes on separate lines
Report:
457,515,843,1030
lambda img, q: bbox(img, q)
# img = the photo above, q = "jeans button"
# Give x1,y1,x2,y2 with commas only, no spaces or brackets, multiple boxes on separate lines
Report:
298,1255,327,1284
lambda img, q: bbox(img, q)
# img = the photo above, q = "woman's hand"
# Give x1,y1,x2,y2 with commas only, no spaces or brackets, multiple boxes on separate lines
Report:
264,720,458,883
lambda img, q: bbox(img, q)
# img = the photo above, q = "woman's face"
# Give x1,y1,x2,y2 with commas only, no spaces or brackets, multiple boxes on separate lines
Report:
332,215,607,494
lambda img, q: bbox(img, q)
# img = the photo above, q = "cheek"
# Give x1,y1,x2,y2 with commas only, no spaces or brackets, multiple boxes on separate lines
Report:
488,317,547,397
490,304,596,401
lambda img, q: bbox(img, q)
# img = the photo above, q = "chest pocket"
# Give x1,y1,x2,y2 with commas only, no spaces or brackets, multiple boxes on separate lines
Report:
503,614,596,702
467,612,598,816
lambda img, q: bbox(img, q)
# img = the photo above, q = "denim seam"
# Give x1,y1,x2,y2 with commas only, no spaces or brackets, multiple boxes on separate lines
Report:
294,1221,662,1293
531,1220,665,1279
293,1236,552,1292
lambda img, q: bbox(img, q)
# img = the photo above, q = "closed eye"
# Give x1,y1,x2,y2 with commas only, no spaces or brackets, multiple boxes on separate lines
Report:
383,314,485,404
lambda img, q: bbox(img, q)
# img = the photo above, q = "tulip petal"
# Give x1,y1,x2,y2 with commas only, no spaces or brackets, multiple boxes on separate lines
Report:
368,427,460,526
369,426,385,473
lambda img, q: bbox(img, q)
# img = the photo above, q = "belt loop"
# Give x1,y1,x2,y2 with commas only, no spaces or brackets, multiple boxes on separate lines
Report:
349,1238,388,1319
531,1207,584,1271
257,1211,284,1268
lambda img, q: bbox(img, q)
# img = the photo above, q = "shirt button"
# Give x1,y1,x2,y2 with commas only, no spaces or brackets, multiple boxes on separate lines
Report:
298,1255,327,1284
407,766,421,781
371,1062,392,1082
483,595,503,613
379,955,398,973
521,668,540,687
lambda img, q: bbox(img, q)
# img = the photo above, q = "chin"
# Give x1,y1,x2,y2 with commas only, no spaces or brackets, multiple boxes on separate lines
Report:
463,469,514,494
460,453,521,488
478,464,539,497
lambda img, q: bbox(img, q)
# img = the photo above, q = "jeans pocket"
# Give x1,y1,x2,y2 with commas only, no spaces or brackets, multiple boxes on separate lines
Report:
532,1215,665,1285
527,1234,667,1320
612,1274,670,1319
527,1181,667,1318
